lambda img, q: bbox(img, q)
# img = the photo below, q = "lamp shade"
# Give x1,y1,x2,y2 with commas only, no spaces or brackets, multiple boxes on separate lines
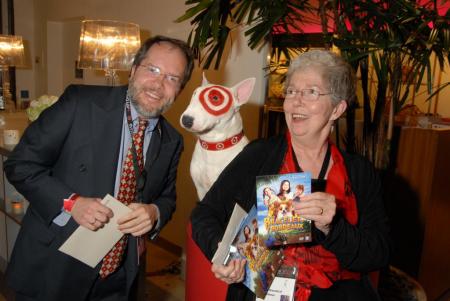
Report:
78,20,141,71
0,35,25,67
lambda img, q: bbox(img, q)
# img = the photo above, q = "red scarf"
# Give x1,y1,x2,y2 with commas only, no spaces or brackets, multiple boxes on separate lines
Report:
280,132,360,301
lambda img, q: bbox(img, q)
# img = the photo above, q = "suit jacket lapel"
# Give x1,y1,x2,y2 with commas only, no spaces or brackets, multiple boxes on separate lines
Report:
144,122,162,170
143,119,181,201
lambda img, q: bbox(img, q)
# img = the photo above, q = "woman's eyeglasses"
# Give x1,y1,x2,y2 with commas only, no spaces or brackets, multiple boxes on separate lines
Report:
284,88,331,102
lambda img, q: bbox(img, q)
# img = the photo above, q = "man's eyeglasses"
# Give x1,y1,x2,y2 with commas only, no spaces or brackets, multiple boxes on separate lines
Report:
284,88,332,102
139,64,182,87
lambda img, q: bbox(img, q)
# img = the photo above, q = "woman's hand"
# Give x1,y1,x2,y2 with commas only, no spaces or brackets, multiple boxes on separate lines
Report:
293,192,336,235
211,258,247,285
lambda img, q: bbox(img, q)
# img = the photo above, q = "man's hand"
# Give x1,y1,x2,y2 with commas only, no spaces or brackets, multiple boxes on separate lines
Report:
212,259,247,284
71,197,114,231
117,203,159,236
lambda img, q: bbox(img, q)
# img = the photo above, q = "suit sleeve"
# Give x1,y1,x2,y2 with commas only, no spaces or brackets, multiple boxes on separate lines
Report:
316,157,391,272
3,85,79,225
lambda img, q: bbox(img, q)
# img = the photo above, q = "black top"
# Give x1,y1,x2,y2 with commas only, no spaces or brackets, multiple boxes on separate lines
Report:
191,135,390,301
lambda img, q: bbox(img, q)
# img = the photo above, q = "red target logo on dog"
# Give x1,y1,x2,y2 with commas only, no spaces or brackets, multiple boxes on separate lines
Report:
199,86,233,116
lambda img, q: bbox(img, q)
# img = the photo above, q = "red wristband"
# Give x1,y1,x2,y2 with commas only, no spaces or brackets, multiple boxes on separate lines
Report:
63,193,80,213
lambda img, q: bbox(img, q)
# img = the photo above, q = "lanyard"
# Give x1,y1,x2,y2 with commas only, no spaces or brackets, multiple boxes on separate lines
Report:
292,143,331,181
125,97,146,203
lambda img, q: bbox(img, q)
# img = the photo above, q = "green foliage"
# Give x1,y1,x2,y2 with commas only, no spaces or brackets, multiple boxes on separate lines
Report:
176,0,314,69
327,0,449,164
177,0,450,167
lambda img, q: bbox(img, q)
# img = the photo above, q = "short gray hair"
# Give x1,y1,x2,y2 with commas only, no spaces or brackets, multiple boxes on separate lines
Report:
285,50,356,106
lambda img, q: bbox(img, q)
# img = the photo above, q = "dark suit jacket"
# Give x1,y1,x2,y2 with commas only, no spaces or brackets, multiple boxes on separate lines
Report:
4,84,183,300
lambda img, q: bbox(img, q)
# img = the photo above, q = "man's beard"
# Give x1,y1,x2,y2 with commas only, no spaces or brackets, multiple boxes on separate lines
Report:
128,81,175,118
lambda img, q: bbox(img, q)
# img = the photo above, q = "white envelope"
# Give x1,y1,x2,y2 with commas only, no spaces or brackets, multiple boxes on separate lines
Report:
58,194,132,267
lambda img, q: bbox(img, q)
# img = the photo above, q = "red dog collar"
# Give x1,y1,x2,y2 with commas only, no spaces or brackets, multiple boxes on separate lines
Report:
199,131,245,151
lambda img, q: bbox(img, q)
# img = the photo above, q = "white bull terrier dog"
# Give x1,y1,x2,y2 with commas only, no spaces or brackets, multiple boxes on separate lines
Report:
180,74,256,200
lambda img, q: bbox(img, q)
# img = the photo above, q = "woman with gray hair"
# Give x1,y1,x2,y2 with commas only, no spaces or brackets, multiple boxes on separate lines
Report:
191,50,389,300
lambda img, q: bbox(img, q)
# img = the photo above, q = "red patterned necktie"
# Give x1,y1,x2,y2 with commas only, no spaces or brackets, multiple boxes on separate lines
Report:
99,118,148,278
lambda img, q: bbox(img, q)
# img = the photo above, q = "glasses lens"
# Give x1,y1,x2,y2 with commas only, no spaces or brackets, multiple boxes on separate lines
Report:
302,89,318,101
148,66,160,76
284,88,295,98
166,75,181,85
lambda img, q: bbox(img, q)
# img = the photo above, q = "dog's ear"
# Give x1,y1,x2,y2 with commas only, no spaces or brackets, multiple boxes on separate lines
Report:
201,72,210,86
232,77,256,106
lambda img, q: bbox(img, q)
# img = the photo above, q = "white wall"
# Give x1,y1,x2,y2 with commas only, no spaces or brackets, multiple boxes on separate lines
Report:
32,0,268,247
32,0,48,97
418,61,450,117
46,21,63,96
14,0,37,101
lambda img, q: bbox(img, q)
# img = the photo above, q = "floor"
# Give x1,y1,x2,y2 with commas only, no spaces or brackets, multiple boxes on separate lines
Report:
145,241,185,301
0,252,439,301
0,240,185,301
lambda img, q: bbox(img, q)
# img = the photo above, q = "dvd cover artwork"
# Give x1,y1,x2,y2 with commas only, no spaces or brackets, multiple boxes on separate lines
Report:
256,172,312,246
229,205,284,299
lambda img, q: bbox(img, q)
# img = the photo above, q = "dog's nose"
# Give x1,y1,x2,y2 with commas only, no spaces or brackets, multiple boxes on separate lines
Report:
181,115,194,128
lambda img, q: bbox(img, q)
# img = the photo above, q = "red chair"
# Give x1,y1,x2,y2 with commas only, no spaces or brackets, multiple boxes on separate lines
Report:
369,271,380,288
186,222,228,301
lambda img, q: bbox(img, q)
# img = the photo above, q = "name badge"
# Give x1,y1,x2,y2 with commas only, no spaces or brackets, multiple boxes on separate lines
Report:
258,265,297,301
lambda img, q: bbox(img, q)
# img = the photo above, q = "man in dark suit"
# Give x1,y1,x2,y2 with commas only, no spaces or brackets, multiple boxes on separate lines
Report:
4,35,194,301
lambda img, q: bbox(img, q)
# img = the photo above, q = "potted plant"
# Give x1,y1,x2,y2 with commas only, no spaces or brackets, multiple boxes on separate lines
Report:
177,0,449,168
327,0,450,168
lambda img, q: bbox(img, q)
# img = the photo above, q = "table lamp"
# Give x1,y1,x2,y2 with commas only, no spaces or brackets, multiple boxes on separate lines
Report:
0,34,25,111
77,20,141,86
